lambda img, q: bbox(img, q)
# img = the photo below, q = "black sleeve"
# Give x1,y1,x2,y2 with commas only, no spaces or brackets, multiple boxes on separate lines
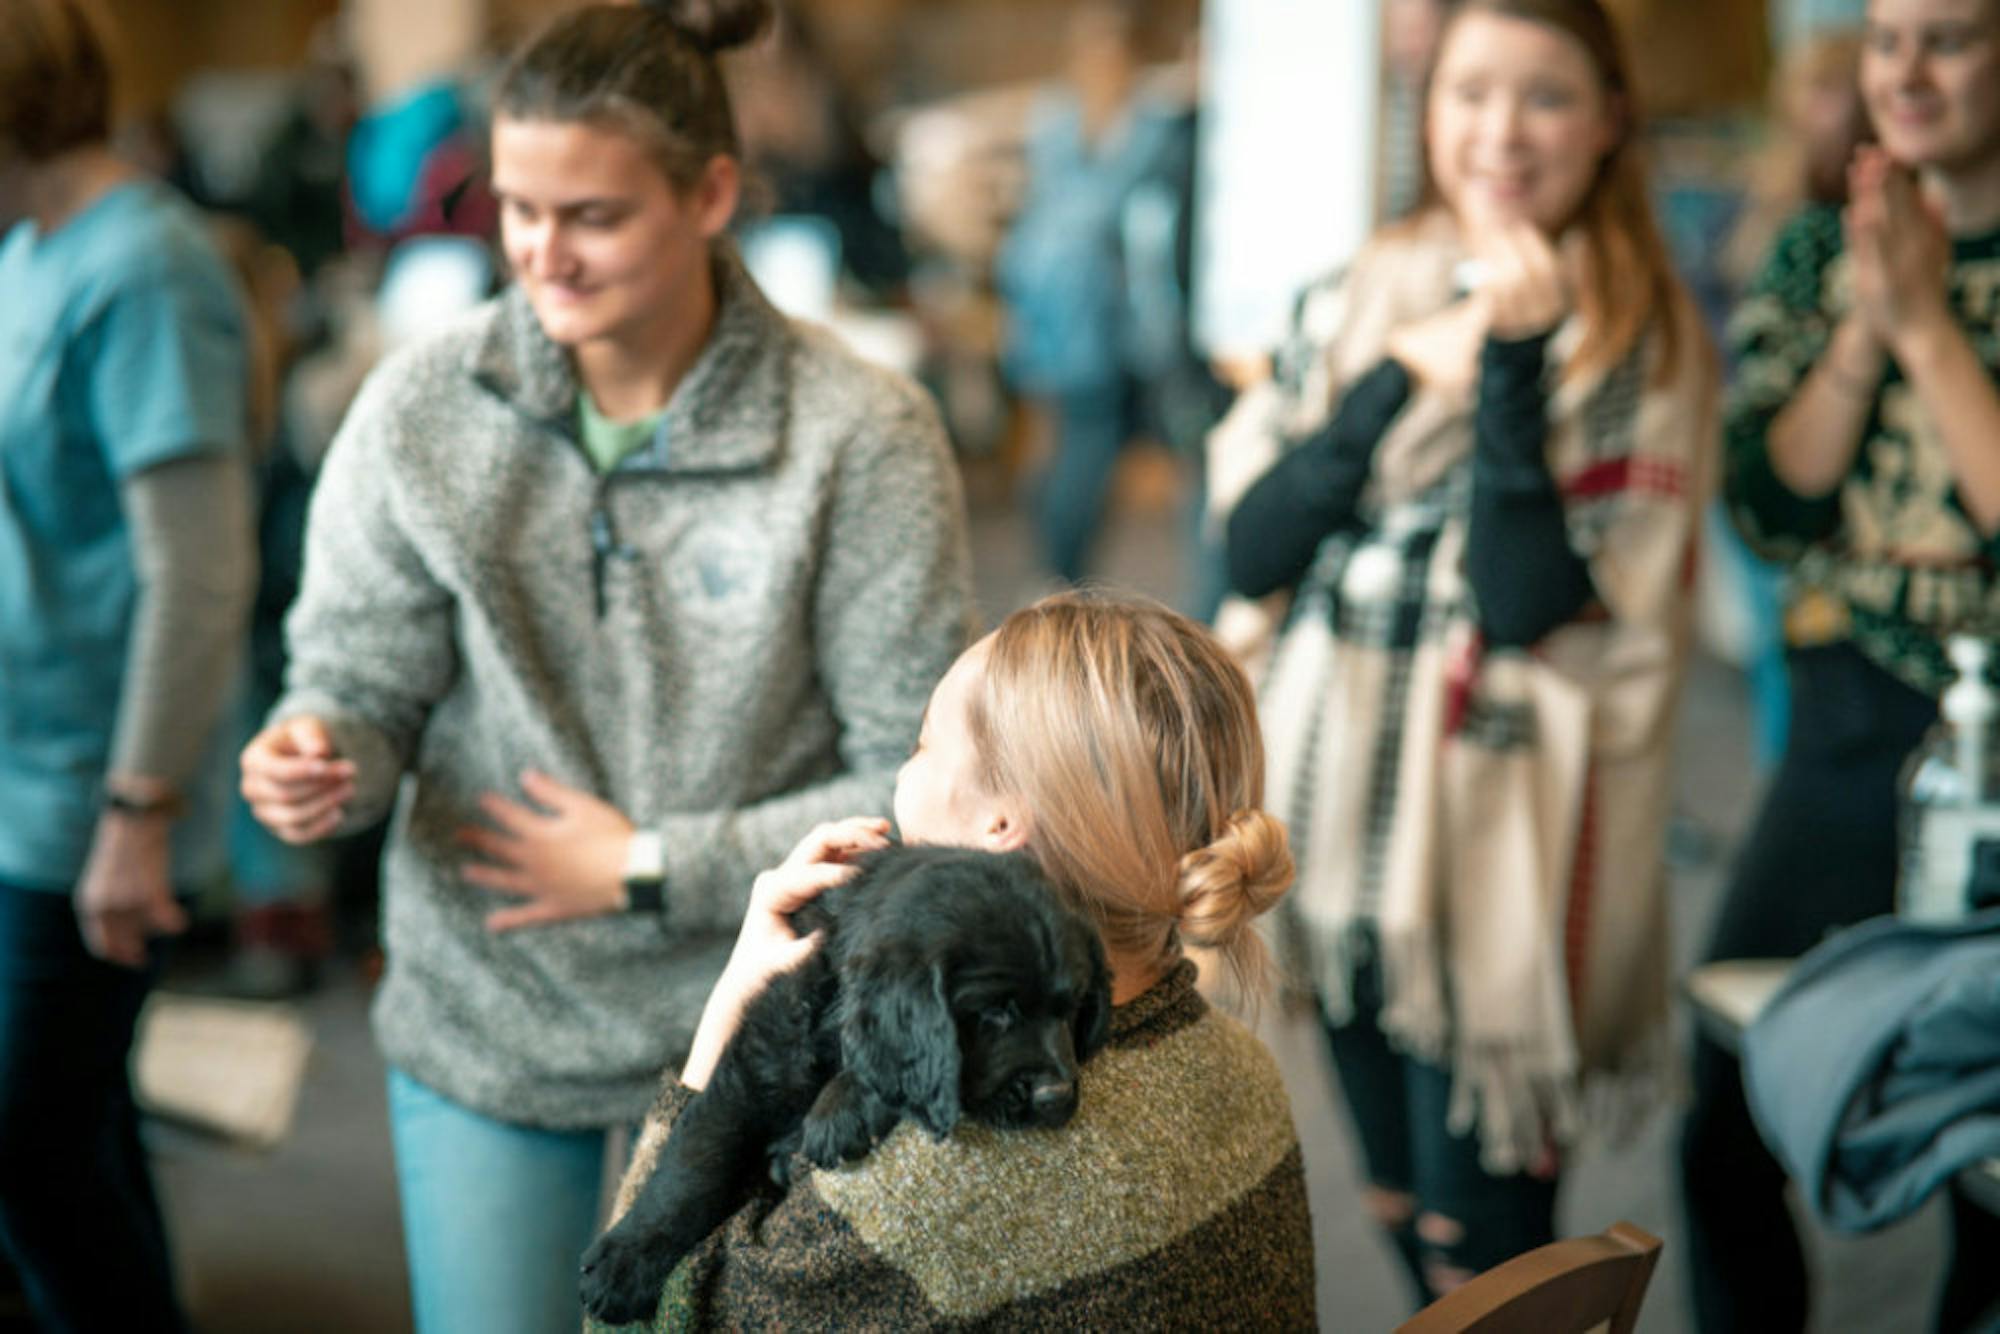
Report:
1225,358,1412,598
1462,331,1598,648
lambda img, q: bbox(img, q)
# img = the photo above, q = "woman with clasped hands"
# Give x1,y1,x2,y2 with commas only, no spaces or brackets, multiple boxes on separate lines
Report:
1685,1,2000,1328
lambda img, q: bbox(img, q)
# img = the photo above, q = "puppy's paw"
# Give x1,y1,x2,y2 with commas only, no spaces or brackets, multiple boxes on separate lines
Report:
766,1128,804,1187
580,1227,676,1326
800,1107,875,1169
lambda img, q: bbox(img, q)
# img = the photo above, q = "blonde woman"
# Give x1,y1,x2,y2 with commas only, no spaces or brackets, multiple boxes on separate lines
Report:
592,593,1316,1330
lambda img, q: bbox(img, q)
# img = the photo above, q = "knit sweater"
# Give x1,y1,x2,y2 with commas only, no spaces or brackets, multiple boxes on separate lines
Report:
1726,204,2000,695
596,961,1317,1331
274,251,974,1128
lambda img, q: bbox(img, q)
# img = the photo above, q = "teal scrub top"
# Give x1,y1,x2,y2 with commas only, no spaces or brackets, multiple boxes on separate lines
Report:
0,181,247,888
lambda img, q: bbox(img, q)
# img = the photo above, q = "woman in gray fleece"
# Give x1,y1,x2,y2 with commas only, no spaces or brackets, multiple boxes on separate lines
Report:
238,4,971,1330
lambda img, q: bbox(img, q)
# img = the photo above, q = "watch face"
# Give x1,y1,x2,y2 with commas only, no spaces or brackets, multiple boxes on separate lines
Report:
624,880,666,915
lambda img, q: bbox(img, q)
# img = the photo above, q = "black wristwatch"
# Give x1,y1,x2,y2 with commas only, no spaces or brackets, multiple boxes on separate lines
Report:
622,831,667,915
101,785,188,820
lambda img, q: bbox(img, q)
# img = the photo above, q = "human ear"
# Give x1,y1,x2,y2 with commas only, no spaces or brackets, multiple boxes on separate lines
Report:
692,154,741,239
979,799,1034,854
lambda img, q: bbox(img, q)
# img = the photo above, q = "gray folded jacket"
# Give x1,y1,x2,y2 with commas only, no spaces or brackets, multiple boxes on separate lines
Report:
1742,908,2000,1233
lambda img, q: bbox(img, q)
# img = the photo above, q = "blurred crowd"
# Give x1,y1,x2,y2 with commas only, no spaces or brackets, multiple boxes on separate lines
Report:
89,0,1231,1004
17,0,2000,1330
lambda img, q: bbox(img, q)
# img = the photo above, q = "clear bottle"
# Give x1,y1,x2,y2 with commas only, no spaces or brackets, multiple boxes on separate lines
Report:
1898,637,2000,922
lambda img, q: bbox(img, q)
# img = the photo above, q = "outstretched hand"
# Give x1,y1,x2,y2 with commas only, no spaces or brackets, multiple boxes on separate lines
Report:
457,770,633,931
240,715,356,845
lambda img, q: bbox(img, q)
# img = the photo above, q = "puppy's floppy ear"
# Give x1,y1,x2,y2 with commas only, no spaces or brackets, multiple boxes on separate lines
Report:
839,947,962,1139
1072,926,1114,1063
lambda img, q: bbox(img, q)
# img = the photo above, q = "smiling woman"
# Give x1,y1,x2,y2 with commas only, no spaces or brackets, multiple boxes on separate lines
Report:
1688,0,2000,1327
1861,0,2000,176
235,4,974,1331
485,3,753,421
490,120,735,411
1219,0,1714,1311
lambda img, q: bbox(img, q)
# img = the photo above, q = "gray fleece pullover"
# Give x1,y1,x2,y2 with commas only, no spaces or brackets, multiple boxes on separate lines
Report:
276,255,973,1128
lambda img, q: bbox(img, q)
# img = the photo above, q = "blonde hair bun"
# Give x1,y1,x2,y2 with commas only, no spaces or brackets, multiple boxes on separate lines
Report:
1175,809,1293,951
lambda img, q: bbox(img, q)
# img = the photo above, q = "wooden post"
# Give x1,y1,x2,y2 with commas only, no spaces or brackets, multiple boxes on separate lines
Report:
346,0,485,106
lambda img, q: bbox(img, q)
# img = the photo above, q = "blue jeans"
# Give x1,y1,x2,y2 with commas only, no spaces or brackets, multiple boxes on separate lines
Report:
1035,378,1140,585
0,880,186,1333
386,1068,614,1334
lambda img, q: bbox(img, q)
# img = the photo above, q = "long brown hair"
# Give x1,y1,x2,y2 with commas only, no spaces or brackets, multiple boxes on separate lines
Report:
493,0,772,192
1418,0,1695,383
967,593,1293,1000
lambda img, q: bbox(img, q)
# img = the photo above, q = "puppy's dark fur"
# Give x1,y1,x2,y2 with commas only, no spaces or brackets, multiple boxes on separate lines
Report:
579,844,1113,1324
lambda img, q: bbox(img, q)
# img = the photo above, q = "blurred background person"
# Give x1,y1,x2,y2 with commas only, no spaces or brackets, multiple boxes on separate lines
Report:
1684,0,2000,1329
216,27,370,1000
995,0,1177,586
1722,28,1872,291
203,212,347,1001
729,6,911,302
1117,26,1235,620
1698,27,1872,776
0,0,255,1328
241,19,359,290
1223,0,1714,1307
239,3,971,1329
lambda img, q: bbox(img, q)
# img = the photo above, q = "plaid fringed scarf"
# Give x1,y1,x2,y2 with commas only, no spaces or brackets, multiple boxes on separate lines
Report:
1238,216,1716,1172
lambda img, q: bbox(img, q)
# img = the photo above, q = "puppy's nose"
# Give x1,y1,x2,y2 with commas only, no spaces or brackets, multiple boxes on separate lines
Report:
1030,1077,1077,1126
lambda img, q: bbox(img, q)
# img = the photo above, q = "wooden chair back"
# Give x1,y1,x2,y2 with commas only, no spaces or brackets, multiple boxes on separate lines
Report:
1392,1222,1663,1334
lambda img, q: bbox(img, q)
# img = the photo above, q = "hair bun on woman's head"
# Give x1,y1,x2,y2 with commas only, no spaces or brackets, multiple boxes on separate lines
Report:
1174,809,1293,951
641,0,773,54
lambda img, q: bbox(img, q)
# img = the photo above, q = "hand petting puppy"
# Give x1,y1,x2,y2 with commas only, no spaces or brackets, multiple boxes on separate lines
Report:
580,843,1111,1326
681,817,893,1090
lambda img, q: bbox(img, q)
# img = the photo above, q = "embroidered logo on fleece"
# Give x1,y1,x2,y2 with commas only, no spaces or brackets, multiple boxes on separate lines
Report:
668,521,771,620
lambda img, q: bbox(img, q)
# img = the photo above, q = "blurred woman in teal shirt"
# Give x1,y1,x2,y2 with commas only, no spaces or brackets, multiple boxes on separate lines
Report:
0,2,254,1328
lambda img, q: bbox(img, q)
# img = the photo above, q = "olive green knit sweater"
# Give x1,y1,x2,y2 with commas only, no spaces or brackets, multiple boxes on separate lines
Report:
595,960,1317,1331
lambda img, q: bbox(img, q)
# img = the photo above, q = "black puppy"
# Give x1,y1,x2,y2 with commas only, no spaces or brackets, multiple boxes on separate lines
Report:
579,844,1112,1324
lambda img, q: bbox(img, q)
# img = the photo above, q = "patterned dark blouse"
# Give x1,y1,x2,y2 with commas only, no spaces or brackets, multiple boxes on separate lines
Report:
1726,203,2000,695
